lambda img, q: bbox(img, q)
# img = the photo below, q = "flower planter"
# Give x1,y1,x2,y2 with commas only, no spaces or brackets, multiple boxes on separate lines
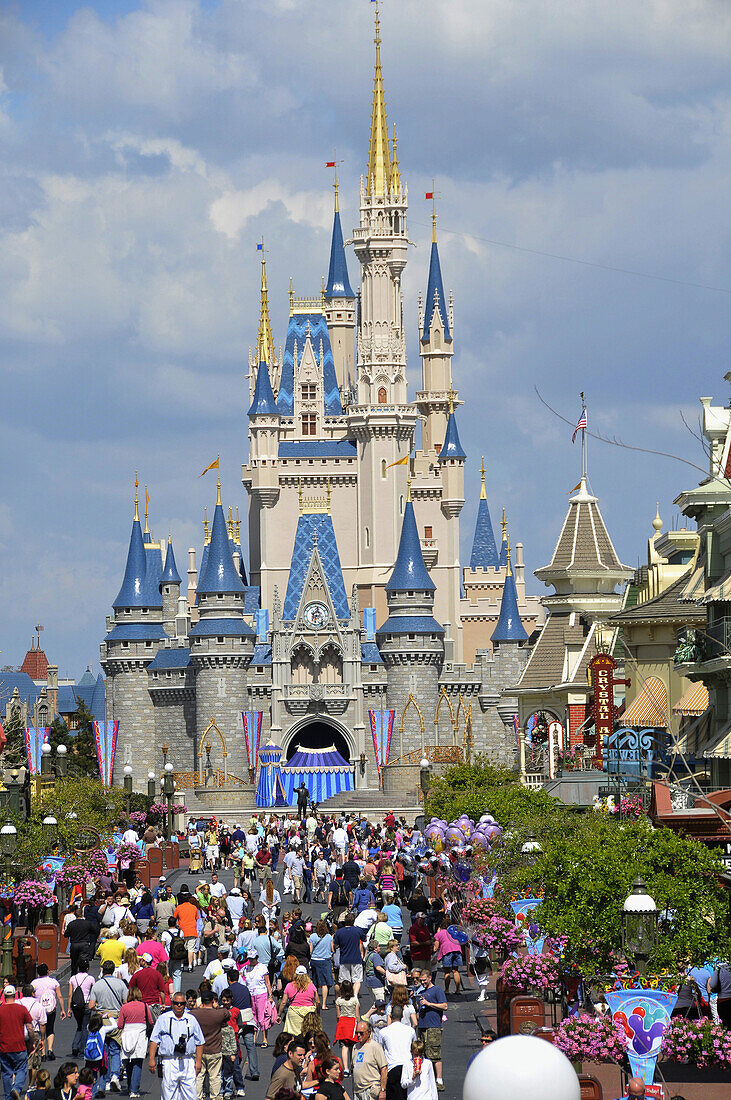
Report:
659,1061,731,1084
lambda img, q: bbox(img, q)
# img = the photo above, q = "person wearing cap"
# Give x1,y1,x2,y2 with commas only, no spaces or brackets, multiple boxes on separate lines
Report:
156,884,178,925
154,877,170,902
128,953,168,1005
204,945,231,984
149,990,204,1100
0,984,36,1100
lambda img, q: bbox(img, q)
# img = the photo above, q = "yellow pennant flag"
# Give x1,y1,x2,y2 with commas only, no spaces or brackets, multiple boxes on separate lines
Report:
199,457,220,478
385,455,409,470
567,481,581,494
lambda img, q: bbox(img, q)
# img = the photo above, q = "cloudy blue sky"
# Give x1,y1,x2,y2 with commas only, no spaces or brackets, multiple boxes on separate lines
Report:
1,0,730,678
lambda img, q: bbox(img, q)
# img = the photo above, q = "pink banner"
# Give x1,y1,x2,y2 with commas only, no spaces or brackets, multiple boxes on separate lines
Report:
243,711,263,778
93,720,119,786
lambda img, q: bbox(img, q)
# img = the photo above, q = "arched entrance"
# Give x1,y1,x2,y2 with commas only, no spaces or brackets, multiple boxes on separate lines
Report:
284,719,353,764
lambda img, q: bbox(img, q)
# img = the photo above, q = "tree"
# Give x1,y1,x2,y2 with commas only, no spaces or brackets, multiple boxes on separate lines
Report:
70,700,99,778
2,710,27,767
48,716,71,756
425,756,563,826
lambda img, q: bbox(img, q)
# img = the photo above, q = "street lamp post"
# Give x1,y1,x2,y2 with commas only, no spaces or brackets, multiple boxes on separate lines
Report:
147,771,156,801
419,757,431,798
622,877,658,975
56,744,68,778
123,766,133,815
41,743,52,777
0,822,18,979
521,832,543,865
163,763,174,839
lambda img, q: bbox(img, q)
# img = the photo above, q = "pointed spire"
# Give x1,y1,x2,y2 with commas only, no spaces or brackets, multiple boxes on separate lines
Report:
249,356,279,416
143,485,150,535
162,535,182,586
366,2,392,197
203,506,209,545
499,507,508,567
134,472,139,522
325,186,354,299
235,507,241,543
227,505,234,539
113,503,149,609
438,388,466,461
652,502,663,534
422,216,451,341
386,499,435,593
491,535,528,644
197,491,246,595
256,250,276,369
470,460,499,570
391,126,400,192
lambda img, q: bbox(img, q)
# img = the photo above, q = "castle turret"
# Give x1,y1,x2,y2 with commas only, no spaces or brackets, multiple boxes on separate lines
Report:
189,478,254,779
323,172,355,392
101,480,164,788
418,208,454,455
470,459,500,570
377,484,444,759
491,539,528,646
436,392,465,658
162,534,182,637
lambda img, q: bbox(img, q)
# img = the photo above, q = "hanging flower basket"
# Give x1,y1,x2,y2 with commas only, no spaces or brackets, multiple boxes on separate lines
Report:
554,1014,628,1065
13,880,55,909
498,953,559,995
660,1017,731,1070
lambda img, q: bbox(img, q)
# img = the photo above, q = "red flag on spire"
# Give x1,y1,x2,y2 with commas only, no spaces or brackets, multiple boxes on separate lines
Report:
325,161,336,167
425,191,434,199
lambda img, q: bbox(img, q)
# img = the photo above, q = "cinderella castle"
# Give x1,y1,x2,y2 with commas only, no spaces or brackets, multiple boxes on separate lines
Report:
100,9,546,806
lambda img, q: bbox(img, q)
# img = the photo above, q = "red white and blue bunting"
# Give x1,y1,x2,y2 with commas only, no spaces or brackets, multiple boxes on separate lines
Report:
93,720,119,787
369,708,394,782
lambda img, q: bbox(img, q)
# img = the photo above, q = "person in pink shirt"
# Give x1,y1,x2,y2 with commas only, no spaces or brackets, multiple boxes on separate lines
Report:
431,920,464,994
19,985,47,1055
31,965,65,1059
135,935,168,966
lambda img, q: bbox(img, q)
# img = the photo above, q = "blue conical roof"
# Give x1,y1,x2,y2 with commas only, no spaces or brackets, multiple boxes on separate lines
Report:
325,208,354,298
438,410,466,461
386,501,435,592
491,567,528,644
197,501,245,595
162,537,182,586
248,359,279,417
422,240,451,342
470,498,499,569
113,518,149,609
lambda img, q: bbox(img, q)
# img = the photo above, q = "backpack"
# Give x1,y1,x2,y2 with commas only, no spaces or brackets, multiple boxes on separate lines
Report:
84,1031,105,1062
71,980,87,1010
170,934,187,962
221,1024,237,1059
332,880,349,907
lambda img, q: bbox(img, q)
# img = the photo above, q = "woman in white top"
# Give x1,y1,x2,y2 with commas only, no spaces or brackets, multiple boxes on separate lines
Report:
259,879,281,931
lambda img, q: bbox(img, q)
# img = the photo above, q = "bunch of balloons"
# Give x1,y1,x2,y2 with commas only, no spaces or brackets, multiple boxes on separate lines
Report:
417,813,503,881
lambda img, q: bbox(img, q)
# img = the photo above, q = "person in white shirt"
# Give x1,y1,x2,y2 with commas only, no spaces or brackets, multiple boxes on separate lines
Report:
208,873,227,900
226,887,245,925
380,1005,416,1100
333,827,348,864
403,1039,438,1100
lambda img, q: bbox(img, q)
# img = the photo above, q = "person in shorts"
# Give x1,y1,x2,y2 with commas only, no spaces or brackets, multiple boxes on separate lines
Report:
417,970,447,1093
432,920,463,995
333,914,365,999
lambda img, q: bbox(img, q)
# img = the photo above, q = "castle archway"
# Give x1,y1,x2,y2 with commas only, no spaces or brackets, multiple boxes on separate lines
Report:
282,717,353,764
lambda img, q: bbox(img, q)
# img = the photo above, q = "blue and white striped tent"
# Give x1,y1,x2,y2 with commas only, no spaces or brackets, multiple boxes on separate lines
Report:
281,745,354,805
256,742,288,808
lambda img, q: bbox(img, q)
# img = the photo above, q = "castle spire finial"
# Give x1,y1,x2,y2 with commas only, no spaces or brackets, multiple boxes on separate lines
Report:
216,469,222,508
391,126,400,192
501,507,507,541
431,180,437,243
331,149,340,213
366,0,391,197
406,474,412,504
134,471,139,522
652,502,663,534
506,533,512,575
143,484,149,534
235,506,241,542
480,457,487,500
256,243,276,368
447,385,456,414
203,506,209,544
289,276,294,315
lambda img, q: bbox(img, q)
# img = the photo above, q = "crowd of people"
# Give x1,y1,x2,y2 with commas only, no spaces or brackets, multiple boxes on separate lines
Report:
0,810,483,1100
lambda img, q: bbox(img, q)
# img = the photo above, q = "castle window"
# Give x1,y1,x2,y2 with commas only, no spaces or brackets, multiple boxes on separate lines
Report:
145,641,152,648
301,414,317,435
122,642,129,649
381,460,387,479
409,634,416,640
424,526,432,539
142,608,148,614
301,383,317,401
378,387,387,404
400,495,404,514
257,667,263,674
408,591,414,597
38,705,48,726
365,527,370,548
370,665,378,672
218,636,224,643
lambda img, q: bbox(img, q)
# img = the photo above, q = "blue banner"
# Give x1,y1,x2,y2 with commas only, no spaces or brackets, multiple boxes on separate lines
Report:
605,988,677,1084
510,898,544,954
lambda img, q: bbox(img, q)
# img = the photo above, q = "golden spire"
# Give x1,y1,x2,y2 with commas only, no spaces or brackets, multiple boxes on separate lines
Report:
144,484,150,534
331,150,340,213
480,457,487,500
289,276,294,315
447,386,456,414
216,473,222,507
227,505,234,539
203,507,209,544
366,2,391,197
406,474,412,503
321,275,326,308
391,126,400,193
326,478,332,513
430,180,437,243
256,244,276,368
506,534,512,576
501,506,507,541
235,506,241,542
134,472,139,522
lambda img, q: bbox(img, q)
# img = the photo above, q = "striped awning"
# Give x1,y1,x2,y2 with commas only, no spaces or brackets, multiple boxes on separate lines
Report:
622,677,668,727
668,707,712,756
702,572,731,603
705,724,731,759
672,682,710,716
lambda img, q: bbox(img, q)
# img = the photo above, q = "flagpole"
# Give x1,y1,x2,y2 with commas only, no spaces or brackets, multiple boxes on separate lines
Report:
580,391,587,483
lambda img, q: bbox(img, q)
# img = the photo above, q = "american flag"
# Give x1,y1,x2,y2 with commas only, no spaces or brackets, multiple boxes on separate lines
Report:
572,407,587,443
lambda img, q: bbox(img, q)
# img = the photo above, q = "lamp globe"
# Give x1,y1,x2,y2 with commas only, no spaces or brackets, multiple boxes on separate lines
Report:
463,1035,579,1100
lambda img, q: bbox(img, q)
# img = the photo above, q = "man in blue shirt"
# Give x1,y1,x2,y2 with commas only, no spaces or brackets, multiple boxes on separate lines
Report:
224,969,259,1081
417,969,447,1092
334,914,365,998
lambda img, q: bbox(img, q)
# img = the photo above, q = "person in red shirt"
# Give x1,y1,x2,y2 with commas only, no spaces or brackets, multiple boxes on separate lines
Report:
0,985,37,1099
128,955,167,1005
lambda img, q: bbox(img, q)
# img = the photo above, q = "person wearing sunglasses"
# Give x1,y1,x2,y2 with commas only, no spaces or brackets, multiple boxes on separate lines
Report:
466,1030,496,1071
148,995,204,1100
352,1020,387,1100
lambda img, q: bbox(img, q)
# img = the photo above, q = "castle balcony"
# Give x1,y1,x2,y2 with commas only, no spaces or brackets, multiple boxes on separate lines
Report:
283,682,351,716
421,537,438,567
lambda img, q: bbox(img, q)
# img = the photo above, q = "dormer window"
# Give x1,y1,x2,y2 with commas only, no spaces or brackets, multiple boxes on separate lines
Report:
301,384,317,401
378,387,387,404
302,414,317,435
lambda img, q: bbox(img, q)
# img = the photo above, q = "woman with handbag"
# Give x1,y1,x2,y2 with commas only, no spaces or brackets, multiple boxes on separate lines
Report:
116,989,148,1098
